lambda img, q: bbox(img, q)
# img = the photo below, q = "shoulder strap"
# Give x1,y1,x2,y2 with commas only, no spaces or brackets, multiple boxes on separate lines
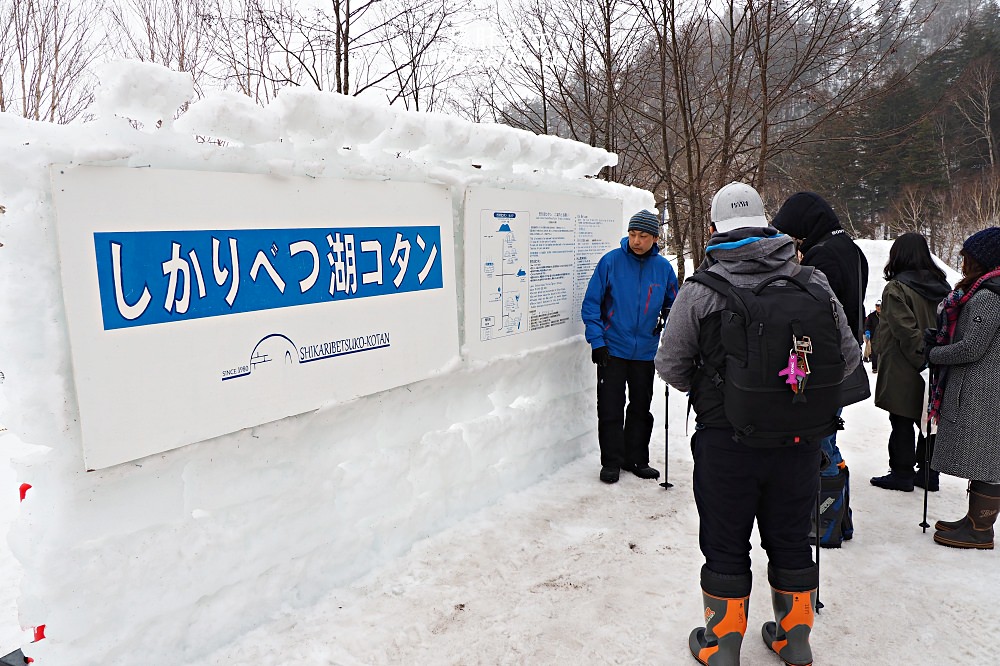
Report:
689,266,816,295
687,270,733,296
795,265,815,283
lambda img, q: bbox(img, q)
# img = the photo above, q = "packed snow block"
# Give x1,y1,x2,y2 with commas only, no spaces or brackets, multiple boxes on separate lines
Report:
3,60,653,666
174,92,280,146
13,345,598,665
93,60,193,131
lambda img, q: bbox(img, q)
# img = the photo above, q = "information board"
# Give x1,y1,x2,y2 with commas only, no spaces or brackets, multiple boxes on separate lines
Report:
463,187,622,360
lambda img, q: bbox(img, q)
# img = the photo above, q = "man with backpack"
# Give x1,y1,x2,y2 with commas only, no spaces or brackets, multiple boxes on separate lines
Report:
655,182,860,666
771,192,868,549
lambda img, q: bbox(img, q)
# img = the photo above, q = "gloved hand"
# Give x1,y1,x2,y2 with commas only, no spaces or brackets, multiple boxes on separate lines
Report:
592,346,610,367
864,330,871,340
653,312,668,335
923,328,939,365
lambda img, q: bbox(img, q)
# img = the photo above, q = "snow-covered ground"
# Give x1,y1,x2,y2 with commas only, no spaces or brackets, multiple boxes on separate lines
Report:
5,362,991,665
6,239,996,665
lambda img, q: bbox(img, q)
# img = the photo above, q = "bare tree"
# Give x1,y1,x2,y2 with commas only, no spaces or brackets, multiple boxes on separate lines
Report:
469,0,557,133
0,0,106,122
953,57,998,168
890,184,935,240
105,0,213,99
605,0,940,269
202,0,468,108
932,168,1000,267
374,0,469,109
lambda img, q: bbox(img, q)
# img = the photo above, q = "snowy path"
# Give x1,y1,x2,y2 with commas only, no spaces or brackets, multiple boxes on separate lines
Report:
167,381,995,665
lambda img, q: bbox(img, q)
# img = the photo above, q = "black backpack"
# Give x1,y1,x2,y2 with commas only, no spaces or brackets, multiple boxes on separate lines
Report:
688,268,845,447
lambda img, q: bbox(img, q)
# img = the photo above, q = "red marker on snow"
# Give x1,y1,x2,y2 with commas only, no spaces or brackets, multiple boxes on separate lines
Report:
19,483,31,502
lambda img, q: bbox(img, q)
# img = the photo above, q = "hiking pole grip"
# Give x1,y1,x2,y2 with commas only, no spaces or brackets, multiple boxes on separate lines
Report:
660,383,673,489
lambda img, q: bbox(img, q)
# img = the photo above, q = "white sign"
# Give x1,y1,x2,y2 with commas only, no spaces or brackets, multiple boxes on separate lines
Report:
51,166,459,470
463,186,621,360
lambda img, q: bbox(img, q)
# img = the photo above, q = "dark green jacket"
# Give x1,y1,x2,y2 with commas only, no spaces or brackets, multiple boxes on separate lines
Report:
874,272,950,420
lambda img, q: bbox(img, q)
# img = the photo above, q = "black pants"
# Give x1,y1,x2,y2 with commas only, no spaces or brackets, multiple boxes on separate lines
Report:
692,427,820,577
888,413,918,476
596,356,654,468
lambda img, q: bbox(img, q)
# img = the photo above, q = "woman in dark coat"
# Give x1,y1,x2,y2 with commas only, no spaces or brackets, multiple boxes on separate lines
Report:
927,228,1000,549
871,233,951,491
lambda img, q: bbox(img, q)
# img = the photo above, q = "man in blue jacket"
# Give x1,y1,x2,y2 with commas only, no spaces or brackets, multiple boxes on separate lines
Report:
581,209,679,483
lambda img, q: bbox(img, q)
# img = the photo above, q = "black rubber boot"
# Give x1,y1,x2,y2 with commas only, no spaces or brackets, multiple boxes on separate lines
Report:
934,480,1000,549
761,565,816,666
599,466,619,483
689,567,751,666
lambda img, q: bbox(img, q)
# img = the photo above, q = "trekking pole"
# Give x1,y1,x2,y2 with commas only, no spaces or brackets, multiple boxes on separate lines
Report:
660,383,673,489
814,476,824,612
919,376,934,532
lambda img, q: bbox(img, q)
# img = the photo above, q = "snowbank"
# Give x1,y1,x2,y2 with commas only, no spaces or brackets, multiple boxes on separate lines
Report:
0,61,653,664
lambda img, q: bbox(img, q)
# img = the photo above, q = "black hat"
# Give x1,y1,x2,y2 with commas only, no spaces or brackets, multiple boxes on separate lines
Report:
963,227,1000,270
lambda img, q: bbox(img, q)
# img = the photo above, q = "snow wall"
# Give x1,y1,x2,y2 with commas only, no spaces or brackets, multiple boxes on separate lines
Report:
0,61,653,664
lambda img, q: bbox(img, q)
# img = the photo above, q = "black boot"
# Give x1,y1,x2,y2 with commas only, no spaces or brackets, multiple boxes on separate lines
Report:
690,568,750,666
599,466,620,483
913,466,939,492
761,565,816,666
623,462,660,479
934,481,1000,549
870,470,914,492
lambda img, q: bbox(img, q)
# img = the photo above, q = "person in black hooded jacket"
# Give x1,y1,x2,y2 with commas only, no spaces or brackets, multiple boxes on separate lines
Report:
772,192,868,481
771,192,868,341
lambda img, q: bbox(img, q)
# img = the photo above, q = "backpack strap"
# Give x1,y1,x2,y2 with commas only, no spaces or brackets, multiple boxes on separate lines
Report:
686,269,733,295
689,266,814,294
684,270,732,413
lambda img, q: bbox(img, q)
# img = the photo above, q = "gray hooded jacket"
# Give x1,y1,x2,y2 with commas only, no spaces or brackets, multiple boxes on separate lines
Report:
654,227,861,397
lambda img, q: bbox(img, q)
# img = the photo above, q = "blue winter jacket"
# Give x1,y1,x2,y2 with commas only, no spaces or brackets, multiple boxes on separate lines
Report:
581,238,679,361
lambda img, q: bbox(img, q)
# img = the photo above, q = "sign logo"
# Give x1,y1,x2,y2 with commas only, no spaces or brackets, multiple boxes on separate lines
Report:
222,331,391,381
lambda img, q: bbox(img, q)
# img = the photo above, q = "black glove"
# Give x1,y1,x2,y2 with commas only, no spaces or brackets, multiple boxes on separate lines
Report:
923,328,939,365
653,312,668,335
592,346,610,367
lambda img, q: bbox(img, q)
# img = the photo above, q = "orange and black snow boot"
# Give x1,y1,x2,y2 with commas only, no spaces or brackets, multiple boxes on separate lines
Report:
689,567,750,666
761,565,816,666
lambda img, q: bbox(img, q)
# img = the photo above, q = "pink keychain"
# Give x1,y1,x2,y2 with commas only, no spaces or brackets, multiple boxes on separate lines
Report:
778,351,808,391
